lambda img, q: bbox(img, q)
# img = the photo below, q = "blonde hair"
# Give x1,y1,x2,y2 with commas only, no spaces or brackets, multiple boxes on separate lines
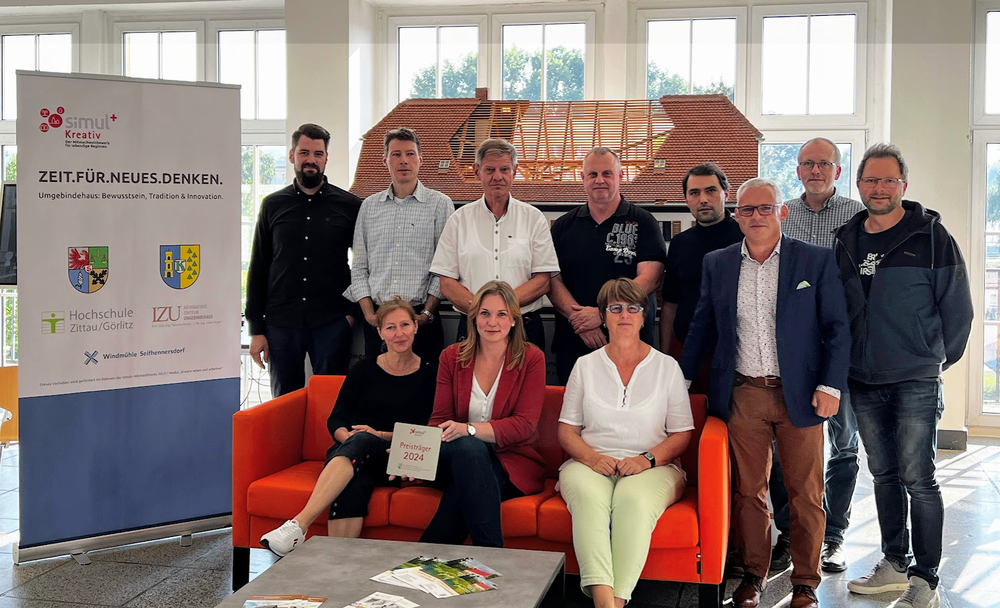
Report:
376,296,417,328
458,281,528,370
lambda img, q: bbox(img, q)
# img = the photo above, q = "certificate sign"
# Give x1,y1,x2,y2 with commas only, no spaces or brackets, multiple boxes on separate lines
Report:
387,423,442,481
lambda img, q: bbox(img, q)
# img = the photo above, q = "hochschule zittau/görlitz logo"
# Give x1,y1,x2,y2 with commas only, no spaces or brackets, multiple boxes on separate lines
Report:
39,106,117,139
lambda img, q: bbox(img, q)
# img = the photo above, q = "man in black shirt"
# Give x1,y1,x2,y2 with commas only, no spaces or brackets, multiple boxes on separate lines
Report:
245,123,362,397
549,147,666,384
660,163,744,374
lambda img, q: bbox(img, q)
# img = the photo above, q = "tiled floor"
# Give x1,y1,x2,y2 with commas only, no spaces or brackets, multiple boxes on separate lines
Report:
0,439,997,607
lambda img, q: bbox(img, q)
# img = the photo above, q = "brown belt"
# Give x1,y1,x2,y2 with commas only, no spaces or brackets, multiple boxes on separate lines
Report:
734,372,782,388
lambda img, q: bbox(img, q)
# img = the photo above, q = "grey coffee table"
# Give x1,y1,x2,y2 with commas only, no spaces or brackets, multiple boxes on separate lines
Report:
217,537,565,608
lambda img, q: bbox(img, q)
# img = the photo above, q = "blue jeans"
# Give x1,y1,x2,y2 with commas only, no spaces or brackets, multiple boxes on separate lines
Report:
420,436,521,547
770,392,859,544
265,318,353,397
850,378,944,588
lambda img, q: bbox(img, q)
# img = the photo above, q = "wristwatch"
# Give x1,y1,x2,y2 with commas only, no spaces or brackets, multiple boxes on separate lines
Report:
467,423,477,437
421,310,436,323
641,451,656,467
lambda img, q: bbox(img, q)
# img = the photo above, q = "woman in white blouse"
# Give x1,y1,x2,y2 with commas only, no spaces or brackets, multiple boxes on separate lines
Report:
558,277,694,608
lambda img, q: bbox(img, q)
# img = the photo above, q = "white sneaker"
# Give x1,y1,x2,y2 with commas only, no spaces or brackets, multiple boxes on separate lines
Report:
847,558,910,595
891,577,941,608
260,519,305,557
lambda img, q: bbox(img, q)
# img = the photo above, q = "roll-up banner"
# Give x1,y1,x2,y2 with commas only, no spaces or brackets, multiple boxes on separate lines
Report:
15,72,241,560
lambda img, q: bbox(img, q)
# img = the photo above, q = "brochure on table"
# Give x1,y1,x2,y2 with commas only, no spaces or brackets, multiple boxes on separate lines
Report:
372,555,502,598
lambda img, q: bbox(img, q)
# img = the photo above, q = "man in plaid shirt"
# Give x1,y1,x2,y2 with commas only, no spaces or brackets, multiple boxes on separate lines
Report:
770,137,864,574
344,127,454,361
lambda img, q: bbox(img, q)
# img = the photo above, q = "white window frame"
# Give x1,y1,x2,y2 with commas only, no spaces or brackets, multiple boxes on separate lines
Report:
968,130,1000,429
633,6,747,111
748,2,868,129
112,21,206,81
490,11,596,102
387,15,488,108
0,23,80,132
974,0,1000,126
207,19,286,133
757,129,867,202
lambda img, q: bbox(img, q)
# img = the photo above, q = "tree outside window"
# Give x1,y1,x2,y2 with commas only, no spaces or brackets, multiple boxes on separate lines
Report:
646,18,736,101
501,23,585,102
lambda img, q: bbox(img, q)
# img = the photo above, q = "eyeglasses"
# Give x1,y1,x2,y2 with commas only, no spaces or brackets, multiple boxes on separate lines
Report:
798,160,837,170
606,304,644,314
735,205,777,217
859,177,906,188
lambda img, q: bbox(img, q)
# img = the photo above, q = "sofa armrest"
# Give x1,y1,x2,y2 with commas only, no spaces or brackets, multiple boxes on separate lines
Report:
697,415,730,585
232,387,308,547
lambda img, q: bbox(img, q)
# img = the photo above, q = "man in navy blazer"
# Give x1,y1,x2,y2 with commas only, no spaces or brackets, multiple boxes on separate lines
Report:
681,178,850,608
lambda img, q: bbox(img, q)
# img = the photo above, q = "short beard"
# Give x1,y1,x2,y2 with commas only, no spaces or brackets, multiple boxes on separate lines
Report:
296,167,324,189
865,198,900,216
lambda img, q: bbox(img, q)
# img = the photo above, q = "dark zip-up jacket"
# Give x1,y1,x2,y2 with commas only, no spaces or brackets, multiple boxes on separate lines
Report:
833,200,973,384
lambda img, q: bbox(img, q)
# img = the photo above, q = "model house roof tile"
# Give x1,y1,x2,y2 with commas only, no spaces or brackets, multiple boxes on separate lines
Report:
351,94,761,205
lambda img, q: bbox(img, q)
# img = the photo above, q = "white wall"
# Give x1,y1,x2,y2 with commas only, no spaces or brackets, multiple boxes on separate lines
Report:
889,0,975,435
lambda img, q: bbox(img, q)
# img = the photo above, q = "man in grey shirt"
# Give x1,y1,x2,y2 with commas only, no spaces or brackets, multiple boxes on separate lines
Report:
771,137,864,574
344,127,454,362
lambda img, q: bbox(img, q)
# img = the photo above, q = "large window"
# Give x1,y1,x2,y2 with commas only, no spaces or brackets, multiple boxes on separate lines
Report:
988,10,1000,114
976,2,1000,123
1,288,15,365
122,30,198,81
1,145,14,181
978,139,1000,418
500,22,586,101
749,4,867,128
1,33,72,120
218,29,286,119
241,145,287,303
760,14,855,115
645,17,738,101
397,25,479,102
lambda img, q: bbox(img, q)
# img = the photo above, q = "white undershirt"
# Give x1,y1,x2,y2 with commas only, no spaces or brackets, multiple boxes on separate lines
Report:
468,370,501,423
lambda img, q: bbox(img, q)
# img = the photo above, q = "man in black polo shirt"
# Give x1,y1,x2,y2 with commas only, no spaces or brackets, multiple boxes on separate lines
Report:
245,123,362,397
549,147,666,384
660,163,743,387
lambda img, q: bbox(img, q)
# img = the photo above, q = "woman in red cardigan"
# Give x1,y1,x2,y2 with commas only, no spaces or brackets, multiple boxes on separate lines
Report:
419,280,547,547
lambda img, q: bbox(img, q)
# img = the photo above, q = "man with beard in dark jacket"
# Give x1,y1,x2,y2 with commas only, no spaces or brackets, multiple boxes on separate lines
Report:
834,143,973,608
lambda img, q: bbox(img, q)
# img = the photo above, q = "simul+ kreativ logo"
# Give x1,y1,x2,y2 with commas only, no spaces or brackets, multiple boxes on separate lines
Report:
40,106,117,148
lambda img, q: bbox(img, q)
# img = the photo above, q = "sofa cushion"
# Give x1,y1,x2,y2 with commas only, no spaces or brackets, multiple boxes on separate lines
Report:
302,376,344,462
387,479,558,538
537,388,567,477
537,487,700,549
247,461,393,527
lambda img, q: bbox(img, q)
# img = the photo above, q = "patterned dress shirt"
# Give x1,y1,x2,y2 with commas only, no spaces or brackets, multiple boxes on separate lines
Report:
343,181,454,306
735,239,840,399
782,190,864,248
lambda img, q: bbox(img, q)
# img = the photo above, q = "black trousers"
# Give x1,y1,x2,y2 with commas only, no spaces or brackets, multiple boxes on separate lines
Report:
419,436,522,547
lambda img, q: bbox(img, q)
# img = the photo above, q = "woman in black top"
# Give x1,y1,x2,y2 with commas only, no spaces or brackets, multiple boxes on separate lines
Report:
260,297,437,556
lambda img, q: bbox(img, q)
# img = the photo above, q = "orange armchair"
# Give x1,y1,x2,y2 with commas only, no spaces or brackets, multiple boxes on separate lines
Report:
232,376,730,607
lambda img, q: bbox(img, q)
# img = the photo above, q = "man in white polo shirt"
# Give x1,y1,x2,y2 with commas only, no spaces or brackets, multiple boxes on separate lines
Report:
430,138,560,347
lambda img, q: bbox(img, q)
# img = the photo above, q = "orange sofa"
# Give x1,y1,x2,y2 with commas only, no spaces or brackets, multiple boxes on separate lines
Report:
232,375,731,607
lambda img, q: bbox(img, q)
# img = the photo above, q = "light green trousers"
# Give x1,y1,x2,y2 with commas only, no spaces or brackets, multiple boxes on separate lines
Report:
559,460,686,601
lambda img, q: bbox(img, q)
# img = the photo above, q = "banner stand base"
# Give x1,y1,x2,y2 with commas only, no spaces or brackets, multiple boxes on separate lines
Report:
13,515,232,565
